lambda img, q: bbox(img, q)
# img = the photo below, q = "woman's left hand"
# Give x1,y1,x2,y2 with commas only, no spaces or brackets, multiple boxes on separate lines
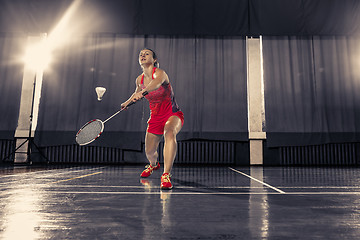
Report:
132,91,144,102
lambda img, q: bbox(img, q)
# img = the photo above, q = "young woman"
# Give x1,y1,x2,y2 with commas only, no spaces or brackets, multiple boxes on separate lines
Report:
121,48,184,190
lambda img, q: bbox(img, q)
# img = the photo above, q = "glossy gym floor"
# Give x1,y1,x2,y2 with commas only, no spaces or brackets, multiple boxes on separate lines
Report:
0,164,360,239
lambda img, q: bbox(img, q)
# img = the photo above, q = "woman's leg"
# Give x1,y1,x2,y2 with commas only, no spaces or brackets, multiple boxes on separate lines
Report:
144,131,162,166
163,116,183,174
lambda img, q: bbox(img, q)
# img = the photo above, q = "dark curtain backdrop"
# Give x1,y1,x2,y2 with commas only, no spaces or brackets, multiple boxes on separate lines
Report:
249,0,360,35
35,35,248,148
0,34,26,139
263,36,360,147
1,0,360,36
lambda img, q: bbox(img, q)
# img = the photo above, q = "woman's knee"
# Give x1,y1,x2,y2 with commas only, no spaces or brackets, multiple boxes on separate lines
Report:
164,117,182,140
164,129,177,142
145,146,158,158
145,132,161,159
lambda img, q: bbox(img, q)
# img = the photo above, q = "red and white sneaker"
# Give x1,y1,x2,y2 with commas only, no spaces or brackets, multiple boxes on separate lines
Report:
161,173,173,190
140,162,160,178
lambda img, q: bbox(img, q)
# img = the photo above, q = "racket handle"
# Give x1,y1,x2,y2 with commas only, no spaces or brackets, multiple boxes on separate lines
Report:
126,101,136,108
123,91,148,108
125,91,148,108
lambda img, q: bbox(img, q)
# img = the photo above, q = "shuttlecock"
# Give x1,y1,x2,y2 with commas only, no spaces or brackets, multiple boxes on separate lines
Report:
95,87,106,101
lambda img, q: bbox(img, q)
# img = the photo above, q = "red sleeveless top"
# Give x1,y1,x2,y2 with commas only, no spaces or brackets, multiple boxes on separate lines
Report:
140,67,181,118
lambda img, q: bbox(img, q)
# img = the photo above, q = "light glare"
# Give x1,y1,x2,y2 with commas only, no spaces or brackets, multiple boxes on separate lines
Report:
22,0,84,72
23,40,52,72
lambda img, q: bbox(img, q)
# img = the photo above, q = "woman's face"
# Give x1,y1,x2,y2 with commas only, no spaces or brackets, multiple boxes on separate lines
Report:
139,49,156,66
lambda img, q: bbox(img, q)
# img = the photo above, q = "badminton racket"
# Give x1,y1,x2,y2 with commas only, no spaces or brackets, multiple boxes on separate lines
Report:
76,97,143,146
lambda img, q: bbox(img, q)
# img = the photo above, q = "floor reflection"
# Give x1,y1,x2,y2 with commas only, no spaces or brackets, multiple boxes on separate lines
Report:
1,165,360,239
140,178,152,240
160,190,172,234
1,182,44,239
140,177,173,239
249,167,269,239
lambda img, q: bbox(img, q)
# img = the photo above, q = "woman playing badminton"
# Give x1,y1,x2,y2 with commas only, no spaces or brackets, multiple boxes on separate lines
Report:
121,48,184,190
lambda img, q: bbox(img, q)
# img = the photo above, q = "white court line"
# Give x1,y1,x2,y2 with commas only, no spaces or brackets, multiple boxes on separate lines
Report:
10,184,360,189
51,171,103,184
39,191,275,195
276,186,360,189
0,166,105,179
43,191,360,195
229,167,286,194
36,166,107,179
37,185,267,189
0,166,107,185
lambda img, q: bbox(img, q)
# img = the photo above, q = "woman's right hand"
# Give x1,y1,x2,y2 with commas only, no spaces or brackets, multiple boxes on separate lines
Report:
121,102,128,110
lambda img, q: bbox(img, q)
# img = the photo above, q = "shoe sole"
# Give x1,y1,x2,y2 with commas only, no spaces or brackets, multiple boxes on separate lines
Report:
140,172,152,178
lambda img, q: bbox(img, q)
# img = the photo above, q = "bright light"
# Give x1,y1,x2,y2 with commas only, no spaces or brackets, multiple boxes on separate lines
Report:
23,38,52,72
46,0,83,51
22,0,84,72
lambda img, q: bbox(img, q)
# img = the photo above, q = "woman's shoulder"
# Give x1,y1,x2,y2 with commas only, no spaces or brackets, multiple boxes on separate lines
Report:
154,68,169,83
154,67,165,74
136,73,143,79
135,74,143,85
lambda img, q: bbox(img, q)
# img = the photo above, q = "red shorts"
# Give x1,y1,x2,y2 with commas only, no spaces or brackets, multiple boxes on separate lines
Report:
147,111,184,135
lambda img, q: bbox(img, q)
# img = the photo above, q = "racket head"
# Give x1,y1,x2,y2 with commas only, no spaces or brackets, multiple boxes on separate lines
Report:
76,119,104,146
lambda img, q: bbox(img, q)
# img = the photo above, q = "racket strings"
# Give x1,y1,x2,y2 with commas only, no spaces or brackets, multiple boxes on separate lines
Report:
76,120,103,145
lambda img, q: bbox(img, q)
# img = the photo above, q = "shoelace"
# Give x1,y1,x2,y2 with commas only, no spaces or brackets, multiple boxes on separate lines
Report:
161,174,171,182
144,164,156,172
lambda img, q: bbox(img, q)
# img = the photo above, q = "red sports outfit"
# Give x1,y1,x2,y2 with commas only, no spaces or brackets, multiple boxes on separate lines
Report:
140,67,184,135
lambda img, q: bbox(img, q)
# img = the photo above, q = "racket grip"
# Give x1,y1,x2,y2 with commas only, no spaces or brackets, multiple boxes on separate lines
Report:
122,92,147,110
127,101,136,107
129,92,148,106
123,99,137,109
